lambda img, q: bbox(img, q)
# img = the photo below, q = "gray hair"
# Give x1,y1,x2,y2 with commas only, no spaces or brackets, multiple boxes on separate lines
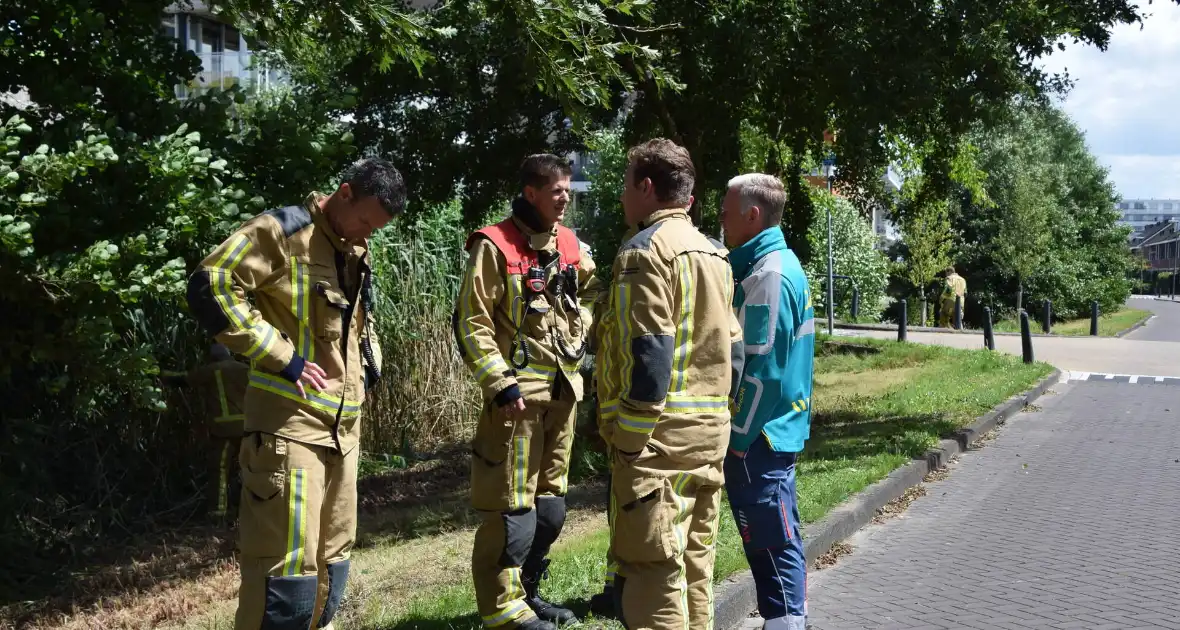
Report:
727,173,786,227
343,157,408,216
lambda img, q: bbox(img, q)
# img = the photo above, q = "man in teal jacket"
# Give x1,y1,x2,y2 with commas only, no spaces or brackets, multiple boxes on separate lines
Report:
721,173,815,630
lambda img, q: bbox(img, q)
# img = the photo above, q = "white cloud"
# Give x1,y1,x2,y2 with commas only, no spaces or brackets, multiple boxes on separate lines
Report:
1039,2,1180,198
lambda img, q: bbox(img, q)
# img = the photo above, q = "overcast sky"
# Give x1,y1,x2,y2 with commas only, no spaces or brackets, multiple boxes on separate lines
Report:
1039,2,1180,201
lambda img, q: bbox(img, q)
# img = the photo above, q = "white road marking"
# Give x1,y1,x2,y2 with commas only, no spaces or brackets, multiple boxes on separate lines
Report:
1063,371,1180,384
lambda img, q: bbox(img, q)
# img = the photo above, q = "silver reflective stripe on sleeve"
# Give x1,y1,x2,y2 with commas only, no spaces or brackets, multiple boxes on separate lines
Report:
795,317,816,340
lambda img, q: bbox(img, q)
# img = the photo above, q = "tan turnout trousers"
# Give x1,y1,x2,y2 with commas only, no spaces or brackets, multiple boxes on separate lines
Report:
609,452,724,630
471,398,577,626
235,432,358,630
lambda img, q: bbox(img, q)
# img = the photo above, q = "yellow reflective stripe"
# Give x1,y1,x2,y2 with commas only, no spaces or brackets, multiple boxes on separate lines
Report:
509,566,526,600
558,426,574,494
241,321,279,362
618,410,657,434
604,560,618,584
616,283,634,398
216,442,229,515
481,599,529,627
282,468,308,576
518,363,558,381
214,369,231,418
248,370,361,417
211,235,253,329
511,436,529,510
473,353,509,386
664,393,728,413
290,256,314,363
457,260,510,387
672,472,691,628
792,401,802,412
672,257,695,392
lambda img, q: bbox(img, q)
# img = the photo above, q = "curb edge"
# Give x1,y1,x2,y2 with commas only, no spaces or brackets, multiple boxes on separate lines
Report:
713,368,1063,629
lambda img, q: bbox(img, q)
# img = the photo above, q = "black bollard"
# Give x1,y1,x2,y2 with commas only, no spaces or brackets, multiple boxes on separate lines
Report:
954,295,963,330
1090,300,1099,336
898,299,908,342
1020,309,1034,364
851,288,860,321
1042,299,1052,334
983,307,995,351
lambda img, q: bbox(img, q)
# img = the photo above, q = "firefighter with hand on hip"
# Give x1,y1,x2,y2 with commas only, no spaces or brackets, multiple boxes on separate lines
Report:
454,154,602,630
161,342,249,521
185,158,405,630
597,138,744,629
721,173,816,630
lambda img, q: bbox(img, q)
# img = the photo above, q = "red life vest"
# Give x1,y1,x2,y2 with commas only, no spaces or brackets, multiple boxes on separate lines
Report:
465,217,582,274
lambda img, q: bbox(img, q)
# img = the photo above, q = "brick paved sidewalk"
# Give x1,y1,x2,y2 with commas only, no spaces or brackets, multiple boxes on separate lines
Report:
787,380,1180,630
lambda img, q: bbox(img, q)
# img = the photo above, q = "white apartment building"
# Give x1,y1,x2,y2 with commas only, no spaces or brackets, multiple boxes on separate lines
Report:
163,3,285,99
1116,198,1180,236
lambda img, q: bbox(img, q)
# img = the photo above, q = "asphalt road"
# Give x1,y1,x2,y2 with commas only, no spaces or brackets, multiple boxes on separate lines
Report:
1125,297,1180,343
804,378,1180,629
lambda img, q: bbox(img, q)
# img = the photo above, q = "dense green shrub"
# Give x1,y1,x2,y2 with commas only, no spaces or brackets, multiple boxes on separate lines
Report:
804,189,890,322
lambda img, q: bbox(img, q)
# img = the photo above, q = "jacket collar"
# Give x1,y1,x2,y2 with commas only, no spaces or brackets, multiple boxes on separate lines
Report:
510,197,559,251
730,226,788,280
636,207,689,230
307,192,359,253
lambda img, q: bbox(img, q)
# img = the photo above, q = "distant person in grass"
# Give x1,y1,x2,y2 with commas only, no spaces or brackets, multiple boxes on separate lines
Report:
939,265,967,328
721,173,816,630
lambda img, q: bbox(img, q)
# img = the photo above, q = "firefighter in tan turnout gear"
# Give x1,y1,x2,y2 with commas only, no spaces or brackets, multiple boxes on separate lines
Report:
454,154,602,630
598,139,744,629
185,158,406,630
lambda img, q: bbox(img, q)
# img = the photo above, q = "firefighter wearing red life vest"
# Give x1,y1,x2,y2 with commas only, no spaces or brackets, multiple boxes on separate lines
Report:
454,154,602,630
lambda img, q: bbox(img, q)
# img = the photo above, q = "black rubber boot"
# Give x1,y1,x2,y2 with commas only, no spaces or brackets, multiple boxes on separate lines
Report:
588,584,616,618
514,616,557,630
521,558,578,626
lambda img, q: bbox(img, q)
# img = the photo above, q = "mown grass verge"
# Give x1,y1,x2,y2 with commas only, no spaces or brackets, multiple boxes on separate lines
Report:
23,339,1051,630
993,306,1150,337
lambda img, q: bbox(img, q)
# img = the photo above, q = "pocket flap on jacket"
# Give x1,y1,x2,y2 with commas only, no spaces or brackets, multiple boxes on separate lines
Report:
618,474,665,512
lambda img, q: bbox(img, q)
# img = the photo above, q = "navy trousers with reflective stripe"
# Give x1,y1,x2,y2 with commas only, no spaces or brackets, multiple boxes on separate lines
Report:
724,436,807,624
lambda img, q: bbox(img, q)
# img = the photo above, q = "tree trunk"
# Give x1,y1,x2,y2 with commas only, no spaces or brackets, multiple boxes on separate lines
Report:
1016,280,1024,313
920,295,928,327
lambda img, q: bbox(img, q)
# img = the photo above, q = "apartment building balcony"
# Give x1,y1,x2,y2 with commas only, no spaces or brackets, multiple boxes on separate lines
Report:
176,51,286,99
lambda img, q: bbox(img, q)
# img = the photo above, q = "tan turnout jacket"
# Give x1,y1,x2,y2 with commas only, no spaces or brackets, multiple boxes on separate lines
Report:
596,208,743,465
186,193,381,453
454,212,601,405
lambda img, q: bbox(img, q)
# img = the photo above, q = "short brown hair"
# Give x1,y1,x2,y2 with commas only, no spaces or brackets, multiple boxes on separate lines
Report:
945,265,956,275
627,138,695,206
519,154,572,190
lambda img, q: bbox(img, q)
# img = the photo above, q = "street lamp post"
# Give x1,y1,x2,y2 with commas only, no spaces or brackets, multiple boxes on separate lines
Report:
824,160,836,336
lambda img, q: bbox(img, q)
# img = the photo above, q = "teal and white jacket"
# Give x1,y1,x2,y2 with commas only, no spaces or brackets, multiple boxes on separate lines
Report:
728,227,815,455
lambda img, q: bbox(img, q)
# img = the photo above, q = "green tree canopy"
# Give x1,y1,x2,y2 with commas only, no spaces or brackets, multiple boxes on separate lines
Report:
952,101,1132,319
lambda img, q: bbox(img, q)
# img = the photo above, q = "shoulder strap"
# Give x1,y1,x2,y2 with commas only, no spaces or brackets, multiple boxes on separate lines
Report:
466,218,534,274
555,225,582,267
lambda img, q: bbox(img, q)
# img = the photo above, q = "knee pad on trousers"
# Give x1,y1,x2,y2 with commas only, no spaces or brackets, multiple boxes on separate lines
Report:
532,495,567,559
498,508,537,568
260,575,318,630
317,560,350,628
